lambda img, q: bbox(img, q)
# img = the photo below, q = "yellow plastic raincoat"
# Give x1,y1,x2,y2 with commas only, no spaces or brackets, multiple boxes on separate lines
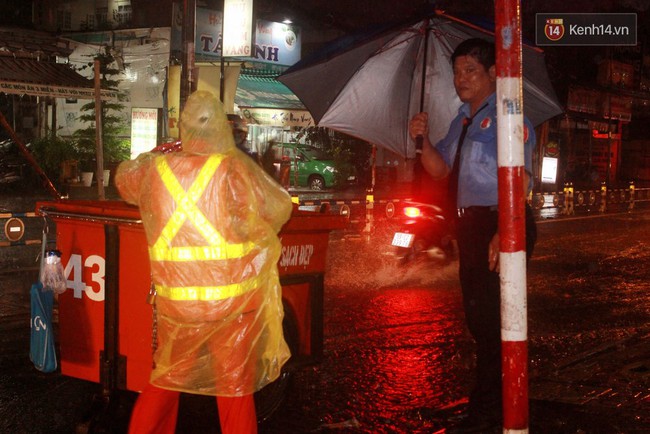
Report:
115,91,293,396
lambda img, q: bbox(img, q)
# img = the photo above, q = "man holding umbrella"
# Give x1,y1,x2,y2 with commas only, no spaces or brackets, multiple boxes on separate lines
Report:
409,38,536,433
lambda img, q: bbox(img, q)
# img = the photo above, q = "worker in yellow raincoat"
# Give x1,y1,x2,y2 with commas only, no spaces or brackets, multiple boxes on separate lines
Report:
115,90,293,434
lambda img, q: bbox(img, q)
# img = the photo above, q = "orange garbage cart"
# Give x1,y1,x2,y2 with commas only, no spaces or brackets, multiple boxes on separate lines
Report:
36,199,346,421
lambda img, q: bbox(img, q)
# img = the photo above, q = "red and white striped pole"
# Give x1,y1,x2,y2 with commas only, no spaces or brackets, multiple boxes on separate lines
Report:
495,1,529,433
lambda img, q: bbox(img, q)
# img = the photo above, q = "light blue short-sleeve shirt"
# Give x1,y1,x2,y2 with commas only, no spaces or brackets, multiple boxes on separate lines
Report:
435,93,536,208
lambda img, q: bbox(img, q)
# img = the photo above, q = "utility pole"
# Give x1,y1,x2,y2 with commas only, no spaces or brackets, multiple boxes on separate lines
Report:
180,0,197,113
94,59,105,200
495,0,529,432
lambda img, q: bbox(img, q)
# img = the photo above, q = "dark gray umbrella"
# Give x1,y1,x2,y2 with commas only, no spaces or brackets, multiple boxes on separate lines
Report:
279,11,563,158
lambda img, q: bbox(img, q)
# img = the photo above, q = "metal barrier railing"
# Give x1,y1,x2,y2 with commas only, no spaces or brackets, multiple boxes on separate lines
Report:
294,182,650,232
3,183,648,244
531,182,649,216
37,207,142,226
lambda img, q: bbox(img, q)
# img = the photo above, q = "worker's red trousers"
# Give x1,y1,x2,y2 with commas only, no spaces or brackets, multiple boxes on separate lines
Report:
128,383,257,434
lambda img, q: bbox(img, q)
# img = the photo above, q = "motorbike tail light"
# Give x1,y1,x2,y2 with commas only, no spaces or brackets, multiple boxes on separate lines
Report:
403,206,421,218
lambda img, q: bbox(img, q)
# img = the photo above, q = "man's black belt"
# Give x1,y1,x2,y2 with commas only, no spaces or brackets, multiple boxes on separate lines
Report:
457,205,498,218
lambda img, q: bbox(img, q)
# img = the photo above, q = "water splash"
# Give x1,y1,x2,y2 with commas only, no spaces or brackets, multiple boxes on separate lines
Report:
325,232,458,290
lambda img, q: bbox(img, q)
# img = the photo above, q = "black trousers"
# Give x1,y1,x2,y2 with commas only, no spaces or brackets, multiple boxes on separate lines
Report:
455,205,536,420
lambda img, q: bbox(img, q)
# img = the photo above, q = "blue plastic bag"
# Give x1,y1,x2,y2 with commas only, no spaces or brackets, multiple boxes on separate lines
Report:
30,282,57,373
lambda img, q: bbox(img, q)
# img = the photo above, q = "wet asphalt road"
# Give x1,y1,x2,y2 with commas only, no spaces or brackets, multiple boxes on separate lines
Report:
0,191,649,433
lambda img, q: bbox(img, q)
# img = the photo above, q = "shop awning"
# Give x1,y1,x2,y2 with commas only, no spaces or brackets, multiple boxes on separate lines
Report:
235,73,313,126
235,74,305,110
0,56,118,100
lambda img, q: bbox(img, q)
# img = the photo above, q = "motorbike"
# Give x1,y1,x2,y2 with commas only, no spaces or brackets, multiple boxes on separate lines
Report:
390,199,455,264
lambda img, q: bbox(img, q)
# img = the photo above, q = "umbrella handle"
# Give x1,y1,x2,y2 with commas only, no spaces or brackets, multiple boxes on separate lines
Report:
413,23,429,157
418,23,430,114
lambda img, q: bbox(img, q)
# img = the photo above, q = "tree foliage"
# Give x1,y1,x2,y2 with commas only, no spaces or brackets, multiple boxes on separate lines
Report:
27,134,78,187
73,46,130,168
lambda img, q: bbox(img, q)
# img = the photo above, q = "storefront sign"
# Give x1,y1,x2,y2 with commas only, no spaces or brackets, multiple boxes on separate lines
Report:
223,0,253,57
242,108,313,127
541,157,558,184
592,130,621,139
172,5,301,67
567,86,599,115
131,108,160,158
545,140,559,157
252,20,301,66
0,81,117,100
601,94,633,121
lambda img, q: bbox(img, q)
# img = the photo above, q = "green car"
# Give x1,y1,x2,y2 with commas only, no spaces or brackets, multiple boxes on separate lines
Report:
270,143,356,190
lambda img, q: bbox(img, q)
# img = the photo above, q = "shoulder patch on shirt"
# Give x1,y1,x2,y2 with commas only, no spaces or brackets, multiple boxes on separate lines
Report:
524,125,529,142
480,117,492,129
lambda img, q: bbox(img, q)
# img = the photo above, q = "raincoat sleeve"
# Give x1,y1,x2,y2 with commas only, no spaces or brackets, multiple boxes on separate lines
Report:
247,160,293,232
220,154,293,242
114,152,158,205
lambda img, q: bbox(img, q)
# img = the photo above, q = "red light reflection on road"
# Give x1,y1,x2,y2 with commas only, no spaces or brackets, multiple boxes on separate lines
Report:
323,286,470,430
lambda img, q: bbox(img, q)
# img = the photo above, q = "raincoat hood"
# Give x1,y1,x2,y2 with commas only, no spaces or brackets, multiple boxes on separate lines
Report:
180,90,236,154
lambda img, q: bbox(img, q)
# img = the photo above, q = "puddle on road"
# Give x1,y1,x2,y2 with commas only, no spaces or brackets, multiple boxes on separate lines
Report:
304,231,472,433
